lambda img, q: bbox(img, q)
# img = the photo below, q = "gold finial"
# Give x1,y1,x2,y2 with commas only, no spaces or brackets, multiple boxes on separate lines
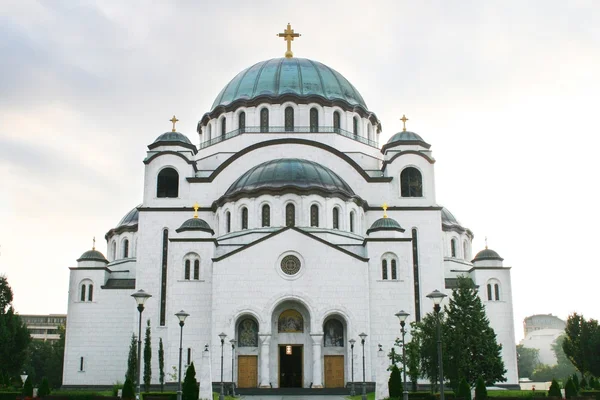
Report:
485,236,488,249
92,237,96,251
400,114,409,132
170,115,179,132
277,23,301,58
382,203,388,218
193,202,199,219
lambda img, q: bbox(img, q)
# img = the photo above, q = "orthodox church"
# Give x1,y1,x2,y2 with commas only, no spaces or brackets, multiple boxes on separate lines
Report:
63,25,518,390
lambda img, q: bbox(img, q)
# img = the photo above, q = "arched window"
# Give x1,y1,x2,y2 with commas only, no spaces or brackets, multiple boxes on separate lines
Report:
285,107,294,132
207,124,212,140
368,124,373,141
220,117,226,138
123,239,129,258
350,211,355,233
238,318,258,347
451,238,457,258
185,260,190,280
310,205,319,227
333,111,341,132
241,207,248,230
286,203,295,227
238,112,246,133
495,284,500,301
226,211,231,233
260,108,269,132
353,116,359,137
382,260,388,280
463,241,469,260
332,207,339,229
487,284,493,301
310,108,319,132
194,260,200,280
400,167,423,197
80,285,86,302
262,204,270,227
88,284,93,301
391,260,397,280
324,319,344,347
112,241,116,260
157,168,179,198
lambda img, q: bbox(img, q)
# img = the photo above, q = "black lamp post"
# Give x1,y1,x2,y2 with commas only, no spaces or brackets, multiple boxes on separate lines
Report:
175,310,189,400
359,332,367,400
131,290,152,400
219,332,227,400
349,339,356,396
426,290,447,400
230,339,237,397
395,310,410,400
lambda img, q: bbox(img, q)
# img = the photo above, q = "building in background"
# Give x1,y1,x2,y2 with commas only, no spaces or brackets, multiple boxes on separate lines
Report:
520,314,566,365
20,314,67,342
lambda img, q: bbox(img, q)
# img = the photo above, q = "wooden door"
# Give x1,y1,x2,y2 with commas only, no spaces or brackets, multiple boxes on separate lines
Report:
238,355,258,388
324,355,345,388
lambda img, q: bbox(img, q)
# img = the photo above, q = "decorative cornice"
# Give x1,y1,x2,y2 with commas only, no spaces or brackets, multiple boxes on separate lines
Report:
382,150,435,169
365,206,443,211
105,224,138,241
143,151,198,172
381,139,431,153
147,140,198,154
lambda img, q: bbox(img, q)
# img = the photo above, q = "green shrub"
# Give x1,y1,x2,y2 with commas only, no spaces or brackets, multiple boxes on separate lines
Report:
122,378,135,400
581,377,588,390
572,375,580,393
565,377,577,399
22,377,33,397
141,392,177,400
456,378,471,400
474,377,486,400
548,379,562,398
0,393,20,400
111,382,123,397
388,365,403,398
182,363,198,400
38,377,51,398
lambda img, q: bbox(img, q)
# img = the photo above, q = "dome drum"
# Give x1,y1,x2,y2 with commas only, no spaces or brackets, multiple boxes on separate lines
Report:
148,131,197,154
366,217,405,235
382,131,430,153
105,206,140,240
176,218,215,235
77,249,109,264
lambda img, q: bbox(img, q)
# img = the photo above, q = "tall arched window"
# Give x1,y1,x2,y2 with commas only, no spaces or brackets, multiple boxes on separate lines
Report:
238,112,246,133
157,168,179,198
260,108,269,132
350,211,355,233
194,260,200,280
80,285,86,302
353,116,359,137
207,124,212,140
487,284,493,301
262,204,270,227
368,124,373,141
123,239,129,258
185,260,190,280
310,205,319,227
285,107,294,132
463,241,469,260
324,319,344,347
451,238,457,258
220,117,226,138
241,207,248,230
382,260,388,280
238,319,259,347
112,241,116,260
333,111,341,132
332,207,339,229
391,260,397,280
310,108,319,132
400,167,423,197
226,211,231,233
494,284,500,301
88,284,93,301
286,203,295,227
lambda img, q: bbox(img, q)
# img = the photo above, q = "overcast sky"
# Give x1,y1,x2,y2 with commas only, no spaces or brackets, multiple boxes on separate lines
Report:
1,0,599,342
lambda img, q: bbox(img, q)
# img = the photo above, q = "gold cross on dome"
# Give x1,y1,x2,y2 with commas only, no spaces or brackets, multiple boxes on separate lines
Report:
92,236,96,250
382,203,388,218
400,114,409,132
170,115,179,132
193,202,199,219
485,236,488,249
277,23,301,58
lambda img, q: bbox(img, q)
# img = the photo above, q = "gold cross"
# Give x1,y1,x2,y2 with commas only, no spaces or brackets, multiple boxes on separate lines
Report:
277,23,301,58
92,236,96,250
485,236,488,249
170,115,179,132
382,203,388,218
193,202,199,219
400,114,409,132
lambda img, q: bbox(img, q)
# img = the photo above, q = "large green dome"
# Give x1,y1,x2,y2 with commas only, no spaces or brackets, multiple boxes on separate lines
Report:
211,58,367,111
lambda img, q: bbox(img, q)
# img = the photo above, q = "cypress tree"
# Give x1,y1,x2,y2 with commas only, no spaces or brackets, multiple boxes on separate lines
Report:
565,377,577,399
548,379,562,398
38,377,51,398
581,376,588,390
158,338,165,392
572,374,580,393
143,320,152,392
125,334,138,384
457,377,471,400
22,376,33,397
182,363,198,400
474,377,487,400
388,364,403,398
122,378,135,400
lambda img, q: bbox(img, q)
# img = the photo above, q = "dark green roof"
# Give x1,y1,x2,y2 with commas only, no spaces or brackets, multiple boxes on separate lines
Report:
440,206,473,238
149,131,197,153
211,58,367,111
77,249,108,263
176,218,214,235
366,217,405,235
219,158,359,205
116,206,140,228
472,248,504,262
382,131,430,152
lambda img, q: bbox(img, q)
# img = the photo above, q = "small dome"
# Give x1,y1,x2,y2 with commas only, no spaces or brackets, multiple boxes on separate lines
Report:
153,131,192,145
176,218,214,235
366,217,405,235
441,207,461,226
472,248,504,262
77,249,108,263
116,206,140,228
387,131,424,143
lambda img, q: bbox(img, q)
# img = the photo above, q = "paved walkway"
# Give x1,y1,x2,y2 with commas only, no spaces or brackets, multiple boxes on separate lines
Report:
240,396,348,400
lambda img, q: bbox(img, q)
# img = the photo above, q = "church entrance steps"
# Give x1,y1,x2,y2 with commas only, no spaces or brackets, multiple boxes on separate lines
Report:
236,387,350,396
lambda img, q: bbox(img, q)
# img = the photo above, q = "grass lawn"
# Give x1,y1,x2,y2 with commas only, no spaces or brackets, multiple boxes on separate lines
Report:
488,390,547,397
212,393,237,400
347,393,376,400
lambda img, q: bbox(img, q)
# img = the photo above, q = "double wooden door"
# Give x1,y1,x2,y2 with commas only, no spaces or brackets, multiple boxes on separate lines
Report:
237,355,258,388
324,355,345,388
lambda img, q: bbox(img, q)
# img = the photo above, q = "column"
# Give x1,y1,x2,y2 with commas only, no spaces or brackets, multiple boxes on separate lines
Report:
375,345,388,400
259,334,271,388
199,346,212,400
311,333,324,388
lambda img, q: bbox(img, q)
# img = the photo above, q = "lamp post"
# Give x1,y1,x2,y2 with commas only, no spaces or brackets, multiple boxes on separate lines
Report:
426,290,447,400
395,310,410,400
175,310,189,400
219,332,227,400
131,290,152,400
230,339,237,397
359,332,368,400
349,339,356,396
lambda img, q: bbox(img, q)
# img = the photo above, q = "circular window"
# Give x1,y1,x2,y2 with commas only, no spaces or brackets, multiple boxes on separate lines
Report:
280,255,301,275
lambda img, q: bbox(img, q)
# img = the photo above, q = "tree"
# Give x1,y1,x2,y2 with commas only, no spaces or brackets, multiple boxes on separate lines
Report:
411,312,442,392
580,376,588,390
125,334,138,384
122,377,135,400
548,379,562,398
0,276,14,313
182,363,198,400
388,364,402,398
0,276,31,378
405,334,420,392
563,313,600,376
572,374,580,393
565,377,577,399
457,378,472,400
443,276,506,387
22,376,33,397
158,338,165,392
531,335,578,381
143,320,152,392
38,377,51,398
517,345,540,379
474,376,487,400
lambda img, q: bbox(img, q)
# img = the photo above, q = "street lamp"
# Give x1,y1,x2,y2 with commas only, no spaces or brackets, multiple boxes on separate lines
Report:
426,290,447,400
131,290,152,400
395,310,410,400
359,332,368,400
230,339,237,397
349,339,356,396
20,372,28,390
175,310,189,400
219,332,227,400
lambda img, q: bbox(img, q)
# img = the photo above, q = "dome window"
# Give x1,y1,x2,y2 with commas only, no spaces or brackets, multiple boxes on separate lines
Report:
157,168,179,198
241,207,248,230
451,238,457,258
226,211,231,233
185,260,190,280
310,204,319,227
350,211,355,233
194,260,200,280
400,167,423,197
80,285,86,302
262,204,271,227
207,124,212,140
122,239,129,258
220,117,226,138
260,108,269,132
463,240,469,260
391,259,397,280
239,112,246,133
285,107,294,132
310,108,319,133
353,117,359,137
286,203,295,227
382,259,388,280
333,111,341,132
332,207,339,229
111,241,116,261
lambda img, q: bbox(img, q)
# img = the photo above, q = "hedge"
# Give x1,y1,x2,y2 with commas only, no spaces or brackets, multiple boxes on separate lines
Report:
0,393,19,400
141,392,177,400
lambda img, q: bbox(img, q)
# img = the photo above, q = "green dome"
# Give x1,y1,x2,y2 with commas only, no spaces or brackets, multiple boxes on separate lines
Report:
387,131,424,143
153,131,192,145
219,158,359,205
176,218,214,235
366,217,405,235
472,248,504,262
211,58,367,111
77,249,108,263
